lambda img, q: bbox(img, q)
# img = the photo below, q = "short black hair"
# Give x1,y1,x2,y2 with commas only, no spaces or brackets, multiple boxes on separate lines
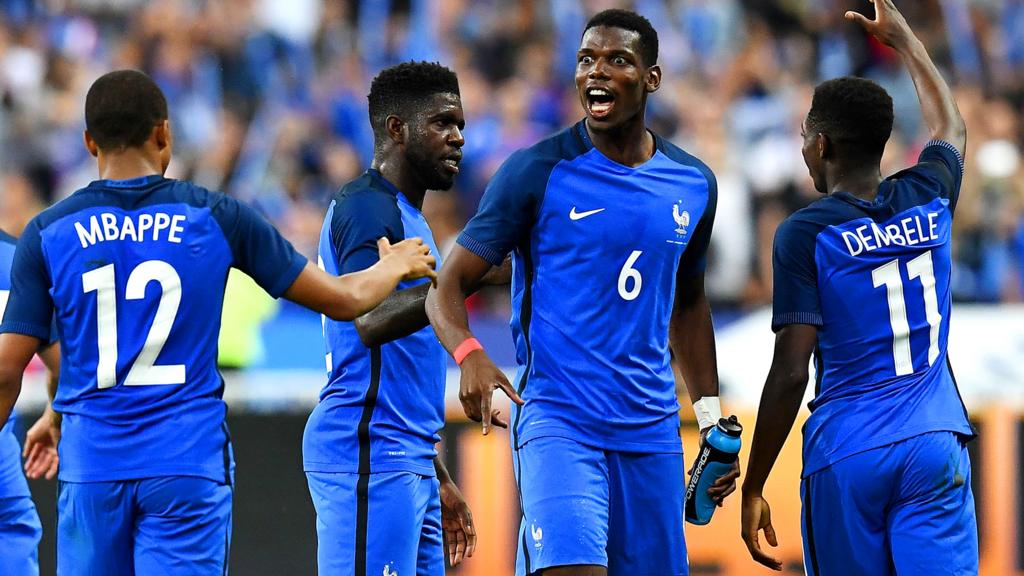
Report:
584,9,658,67
85,70,168,150
807,77,894,158
367,61,460,139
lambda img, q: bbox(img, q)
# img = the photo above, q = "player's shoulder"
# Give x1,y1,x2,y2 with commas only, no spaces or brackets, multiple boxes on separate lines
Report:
332,171,400,215
654,135,716,186
776,196,853,246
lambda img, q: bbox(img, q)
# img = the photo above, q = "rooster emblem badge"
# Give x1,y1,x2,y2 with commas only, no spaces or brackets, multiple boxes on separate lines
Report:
673,203,690,235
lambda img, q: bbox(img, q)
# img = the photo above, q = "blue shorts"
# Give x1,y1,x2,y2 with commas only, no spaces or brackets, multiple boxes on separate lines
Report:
801,431,978,576
57,476,232,576
306,471,443,576
0,495,41,575
514,436,687,576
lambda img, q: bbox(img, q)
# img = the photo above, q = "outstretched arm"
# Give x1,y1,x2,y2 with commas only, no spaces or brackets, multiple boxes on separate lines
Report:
354,256,512,348
847,0,966,153
740,324,818,571
425,245,523,435
285,237,436,322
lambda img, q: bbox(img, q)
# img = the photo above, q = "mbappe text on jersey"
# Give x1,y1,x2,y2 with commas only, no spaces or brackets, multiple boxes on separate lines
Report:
74,212,186,249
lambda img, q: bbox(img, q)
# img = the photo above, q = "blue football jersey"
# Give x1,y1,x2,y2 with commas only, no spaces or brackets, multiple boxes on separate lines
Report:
303,170,446,476
0,230,30,498
0,175,307,483
772,141,975,477
459,121,717,453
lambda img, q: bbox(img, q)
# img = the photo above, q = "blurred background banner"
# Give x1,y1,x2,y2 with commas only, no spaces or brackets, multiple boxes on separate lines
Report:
4,0,1024,574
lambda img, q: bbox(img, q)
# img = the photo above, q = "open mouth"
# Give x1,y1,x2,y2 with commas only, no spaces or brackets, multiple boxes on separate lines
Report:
585,87,615,119
441,156,461,174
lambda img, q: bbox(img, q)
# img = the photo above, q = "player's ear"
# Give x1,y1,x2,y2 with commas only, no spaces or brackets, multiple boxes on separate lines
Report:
154,120,172,151
385,115,406,145
645,64,662,93
83,130,99,158
817,133,830,159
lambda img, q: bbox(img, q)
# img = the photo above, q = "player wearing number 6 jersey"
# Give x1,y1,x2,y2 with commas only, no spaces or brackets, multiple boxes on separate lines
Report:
741,2,977,575
427,9,737,576
0,70,437,576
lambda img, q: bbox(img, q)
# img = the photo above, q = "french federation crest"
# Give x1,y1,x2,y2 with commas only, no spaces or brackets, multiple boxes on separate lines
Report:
673,203,690,235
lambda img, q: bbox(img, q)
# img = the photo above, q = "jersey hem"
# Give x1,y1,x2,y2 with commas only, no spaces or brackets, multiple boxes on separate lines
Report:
456,232,505,266
57,466,232,484
515,424,683,454
801,420,974,478
302,460,436,476
0,321,52,341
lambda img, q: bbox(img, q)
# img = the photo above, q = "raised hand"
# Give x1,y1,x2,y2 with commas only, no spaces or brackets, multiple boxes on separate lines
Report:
439,478,476,566
377,237,437,284
23,407,60,480
741,492,783,571
845,0,916,49
458,350,524,435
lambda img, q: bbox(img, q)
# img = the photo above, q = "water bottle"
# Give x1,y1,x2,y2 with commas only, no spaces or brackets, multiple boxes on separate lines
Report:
684,415,742,525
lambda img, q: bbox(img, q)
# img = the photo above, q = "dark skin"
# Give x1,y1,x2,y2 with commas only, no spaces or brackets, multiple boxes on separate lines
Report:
353,93,510,347
741,1,967,570
428,25,736,576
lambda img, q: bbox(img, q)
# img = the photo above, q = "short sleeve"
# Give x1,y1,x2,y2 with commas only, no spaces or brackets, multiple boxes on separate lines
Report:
211,195,308,298
0,221,55,340
771,218,822,332
331,192,404,275
910,140,964,210
457,149,551,265
678,168,718,277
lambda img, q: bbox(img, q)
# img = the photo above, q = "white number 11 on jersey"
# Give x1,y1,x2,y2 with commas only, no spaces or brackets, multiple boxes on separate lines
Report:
82,260,186,389
871,250,942,376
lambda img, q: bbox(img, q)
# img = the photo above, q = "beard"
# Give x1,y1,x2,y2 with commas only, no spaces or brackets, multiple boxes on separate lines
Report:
407,146,455,191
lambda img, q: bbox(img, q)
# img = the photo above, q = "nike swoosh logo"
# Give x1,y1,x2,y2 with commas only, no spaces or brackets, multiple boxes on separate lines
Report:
569,207,605,220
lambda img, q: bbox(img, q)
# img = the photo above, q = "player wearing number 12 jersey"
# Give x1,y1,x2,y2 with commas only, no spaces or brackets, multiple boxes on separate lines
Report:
428,10,738,576
741,2,977,575
0,70,436,576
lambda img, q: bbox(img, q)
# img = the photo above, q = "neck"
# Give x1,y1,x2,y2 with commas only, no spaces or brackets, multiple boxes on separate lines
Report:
826,161,883,201
96,148,163,181
585,114,654,167
372,154,426,210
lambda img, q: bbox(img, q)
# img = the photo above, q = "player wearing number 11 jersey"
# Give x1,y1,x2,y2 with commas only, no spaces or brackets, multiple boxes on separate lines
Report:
741,2,977,575
0,70,436,576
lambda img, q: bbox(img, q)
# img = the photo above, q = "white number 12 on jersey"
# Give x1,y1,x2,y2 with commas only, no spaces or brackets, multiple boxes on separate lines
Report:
82,260,186,389
871,250,942,376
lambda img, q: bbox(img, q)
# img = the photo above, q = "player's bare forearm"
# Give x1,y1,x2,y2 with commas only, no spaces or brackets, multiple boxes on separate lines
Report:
0,333,43,429
846,0,965,153
669,272,719,404
742,325,817,496
38,342,62,427
355,283,431,347
434,455,454,484
356,259,509,348
425,245,492,352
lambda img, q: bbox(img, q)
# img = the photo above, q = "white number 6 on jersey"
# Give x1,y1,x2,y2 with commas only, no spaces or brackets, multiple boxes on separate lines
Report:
618,250,643,301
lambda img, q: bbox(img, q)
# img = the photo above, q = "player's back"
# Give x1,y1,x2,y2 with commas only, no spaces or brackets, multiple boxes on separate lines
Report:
6,175,305,483
773,142,974,477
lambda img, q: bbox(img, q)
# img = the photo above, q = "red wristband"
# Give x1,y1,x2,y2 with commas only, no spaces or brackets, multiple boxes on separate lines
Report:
453,338,483,366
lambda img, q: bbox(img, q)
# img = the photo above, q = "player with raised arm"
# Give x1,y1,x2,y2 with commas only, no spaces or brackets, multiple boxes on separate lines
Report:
0,69,436,576
0,228,61,576
740,1,976,574
303,61,488,576
426,9,738,576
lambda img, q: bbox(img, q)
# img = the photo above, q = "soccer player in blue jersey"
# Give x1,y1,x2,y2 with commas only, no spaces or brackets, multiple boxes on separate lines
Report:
741,2,977,574
427,9,738,576
0,228,61,576
304,61,484,576
0,69,438,576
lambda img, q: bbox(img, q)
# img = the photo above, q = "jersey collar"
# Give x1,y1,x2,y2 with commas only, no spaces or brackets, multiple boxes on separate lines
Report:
89,174,165,189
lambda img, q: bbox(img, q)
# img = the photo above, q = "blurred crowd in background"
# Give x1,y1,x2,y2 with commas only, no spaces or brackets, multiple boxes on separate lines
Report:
2,0,1024,313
